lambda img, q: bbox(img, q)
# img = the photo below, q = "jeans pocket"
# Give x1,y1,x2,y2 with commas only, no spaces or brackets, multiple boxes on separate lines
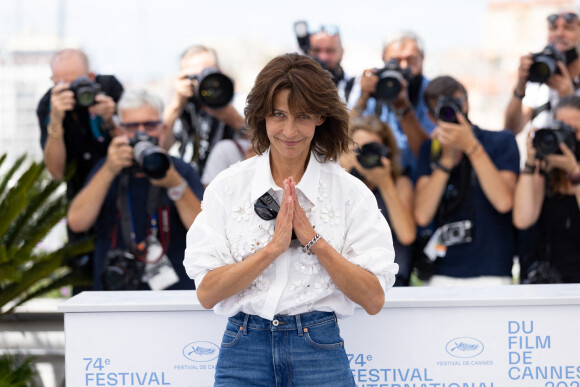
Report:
221,324,242,348
302,320,344,350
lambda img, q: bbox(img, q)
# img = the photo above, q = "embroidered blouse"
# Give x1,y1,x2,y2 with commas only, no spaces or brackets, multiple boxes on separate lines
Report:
184,149,398,320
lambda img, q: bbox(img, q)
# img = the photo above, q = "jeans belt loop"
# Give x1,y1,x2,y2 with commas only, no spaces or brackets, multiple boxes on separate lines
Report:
242,313,250,336
296,313,304,337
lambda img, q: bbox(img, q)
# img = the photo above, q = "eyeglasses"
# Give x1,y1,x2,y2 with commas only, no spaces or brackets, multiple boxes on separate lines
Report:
119,121,162,133
254,192,297,239
547,13,579,27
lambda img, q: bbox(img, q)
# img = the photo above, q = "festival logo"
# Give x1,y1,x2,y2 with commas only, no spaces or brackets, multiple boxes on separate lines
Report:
445,337,484,358
182,341,219,362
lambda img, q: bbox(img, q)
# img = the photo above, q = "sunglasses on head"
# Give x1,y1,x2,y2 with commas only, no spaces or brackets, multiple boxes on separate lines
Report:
311,25,340,37
254,192,297,239
547,13,579,26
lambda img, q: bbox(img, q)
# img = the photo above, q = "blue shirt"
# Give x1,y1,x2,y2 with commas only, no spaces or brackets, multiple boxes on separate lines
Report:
88,156,204,290
416,126,520,278
350,76,435,181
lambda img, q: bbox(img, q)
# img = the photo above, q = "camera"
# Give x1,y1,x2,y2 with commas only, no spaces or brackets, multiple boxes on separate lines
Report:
440,220,472,246
129,132,171,179
355,142,391,169
102,249,145,290
528,44,566,83
185,68,234,109
373,59,412,101
434,96,463,124
532,120,576,159
69,76,102,107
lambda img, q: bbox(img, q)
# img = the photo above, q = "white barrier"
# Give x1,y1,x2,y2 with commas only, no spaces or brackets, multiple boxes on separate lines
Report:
59,284,580,387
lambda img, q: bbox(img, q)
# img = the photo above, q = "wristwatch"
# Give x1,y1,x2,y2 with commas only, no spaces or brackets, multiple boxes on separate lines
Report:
167,180,188,201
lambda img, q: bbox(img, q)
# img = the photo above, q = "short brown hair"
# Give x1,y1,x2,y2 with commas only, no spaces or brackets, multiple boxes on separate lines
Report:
423,75,468,116
245,53,350,162
350,115,402,179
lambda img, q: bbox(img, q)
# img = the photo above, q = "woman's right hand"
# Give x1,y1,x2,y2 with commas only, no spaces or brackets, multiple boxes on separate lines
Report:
266,179,295,257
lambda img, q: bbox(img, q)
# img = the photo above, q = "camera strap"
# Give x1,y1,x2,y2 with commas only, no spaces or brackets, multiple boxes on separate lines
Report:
531,102,551,121
116,174,171,262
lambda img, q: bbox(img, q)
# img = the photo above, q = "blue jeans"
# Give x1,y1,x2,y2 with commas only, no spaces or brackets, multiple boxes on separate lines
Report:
214,311,355,387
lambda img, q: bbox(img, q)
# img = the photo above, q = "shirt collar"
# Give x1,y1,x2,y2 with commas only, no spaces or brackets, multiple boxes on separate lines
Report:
250,148,322,206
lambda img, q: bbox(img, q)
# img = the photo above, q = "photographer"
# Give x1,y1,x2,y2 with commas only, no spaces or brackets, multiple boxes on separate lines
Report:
340,116,416,286
414,76,520,286
67,89,204,291
513,95,580,283
162,45,245,174
295,22,355,104
349,31,434,180
37,48,123,198
505,11,580,134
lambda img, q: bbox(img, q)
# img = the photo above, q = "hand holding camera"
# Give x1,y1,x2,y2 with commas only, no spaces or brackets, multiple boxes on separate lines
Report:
49,82,76,124
432,97,475,157
105,136,135,176
88,94,116,124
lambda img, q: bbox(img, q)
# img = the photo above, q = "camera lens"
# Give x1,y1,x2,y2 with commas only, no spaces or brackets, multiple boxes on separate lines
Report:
528,61,553,83
533,129,559,157
76,87,96,107
198,73,234,108
439,106,458,123
133,141,171,179
375,75,402,101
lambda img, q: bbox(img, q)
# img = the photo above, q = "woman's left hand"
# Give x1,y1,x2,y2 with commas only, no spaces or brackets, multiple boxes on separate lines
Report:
286,177,317,246
544,143,580,174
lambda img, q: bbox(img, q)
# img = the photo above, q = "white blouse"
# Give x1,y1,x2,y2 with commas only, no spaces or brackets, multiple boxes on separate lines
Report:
184,149,398,320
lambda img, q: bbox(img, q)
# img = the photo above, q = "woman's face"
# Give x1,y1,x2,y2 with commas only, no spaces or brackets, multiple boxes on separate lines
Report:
265,89,323,164
555,106,580,141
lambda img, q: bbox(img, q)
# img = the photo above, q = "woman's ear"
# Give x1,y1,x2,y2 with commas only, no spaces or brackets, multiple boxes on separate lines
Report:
316,115,326,126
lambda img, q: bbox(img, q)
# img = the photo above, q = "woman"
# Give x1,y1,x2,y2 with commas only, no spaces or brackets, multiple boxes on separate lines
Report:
513,95,580,283
184,53,397,386
340,115,415,285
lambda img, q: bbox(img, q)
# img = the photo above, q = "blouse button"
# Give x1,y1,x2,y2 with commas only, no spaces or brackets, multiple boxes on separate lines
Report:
272,319,279,327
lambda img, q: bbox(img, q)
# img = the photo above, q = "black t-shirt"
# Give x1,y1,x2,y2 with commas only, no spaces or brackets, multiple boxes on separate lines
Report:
177,102,235,175
531,193,580,283
37,75,124,199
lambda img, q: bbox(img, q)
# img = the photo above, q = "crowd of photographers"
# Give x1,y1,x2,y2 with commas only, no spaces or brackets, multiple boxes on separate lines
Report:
38,10,580,291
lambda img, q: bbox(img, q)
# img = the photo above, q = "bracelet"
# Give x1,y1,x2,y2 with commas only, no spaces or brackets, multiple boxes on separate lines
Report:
47,126,64,139
302,233,322,255
466,142,481,158
432,160,451,174
513,90,525,100
394,106,411,120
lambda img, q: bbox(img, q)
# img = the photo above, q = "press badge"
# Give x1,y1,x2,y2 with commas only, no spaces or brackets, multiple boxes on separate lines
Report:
142,241,179,290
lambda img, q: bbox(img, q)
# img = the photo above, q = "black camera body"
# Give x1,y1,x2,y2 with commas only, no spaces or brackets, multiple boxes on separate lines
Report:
102,249,145,290
440,220,472,246
69,76,102,107
185,67,234,109
373,59,412,101
356,142,391,169
533,120,576,159
129,132,171,179
528,44,566,84
434,96,463,124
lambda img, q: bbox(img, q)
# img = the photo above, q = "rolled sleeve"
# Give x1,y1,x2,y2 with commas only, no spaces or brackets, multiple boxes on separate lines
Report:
183,184,234,287
342,187,399,292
